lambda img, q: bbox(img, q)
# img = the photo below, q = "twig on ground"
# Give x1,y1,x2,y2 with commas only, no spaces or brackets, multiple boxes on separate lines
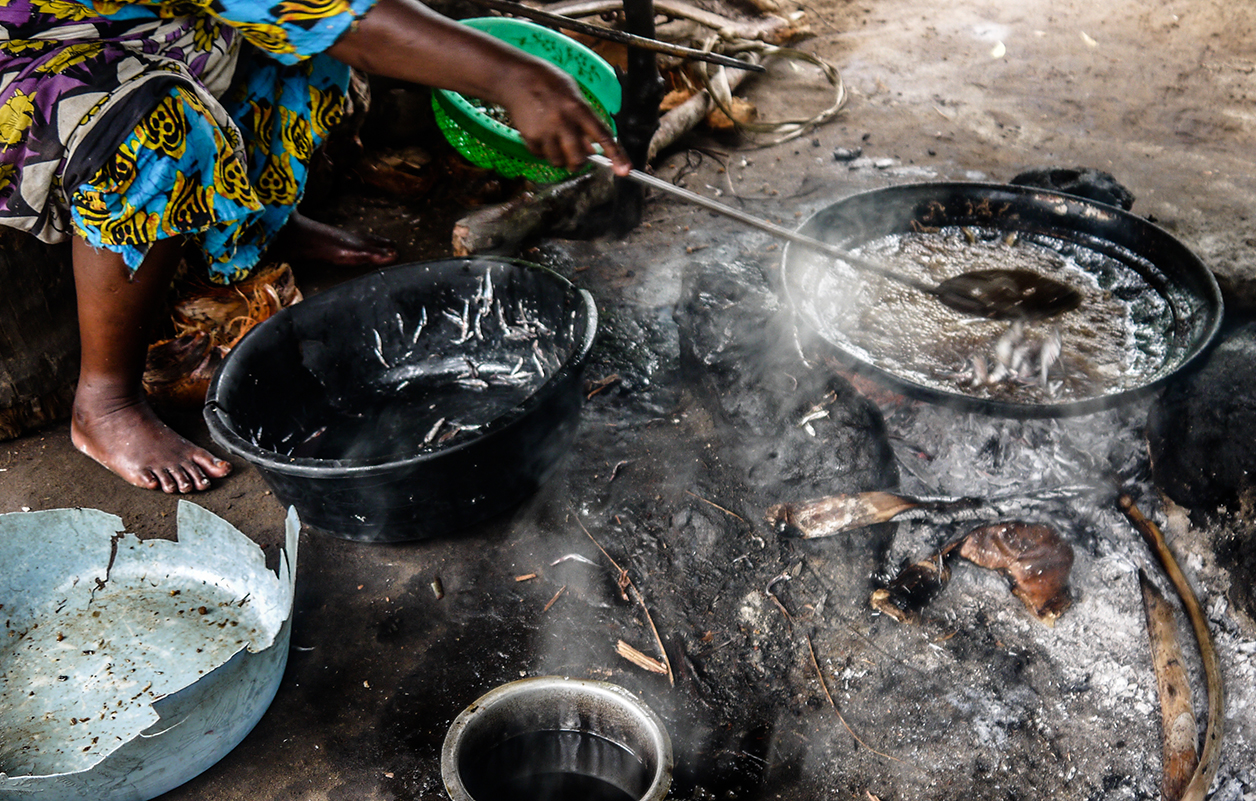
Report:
573,510,675,685
586,373,621,399
685,490,746,523
765,571,793,631
806,636,928,776
617,639,670,674
543,585,567,612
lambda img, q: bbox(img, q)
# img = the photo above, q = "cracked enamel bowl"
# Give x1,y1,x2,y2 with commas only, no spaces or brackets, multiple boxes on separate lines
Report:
0,502,298,801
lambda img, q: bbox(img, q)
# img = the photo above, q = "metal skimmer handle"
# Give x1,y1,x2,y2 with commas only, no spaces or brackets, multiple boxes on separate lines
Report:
586,154,933,292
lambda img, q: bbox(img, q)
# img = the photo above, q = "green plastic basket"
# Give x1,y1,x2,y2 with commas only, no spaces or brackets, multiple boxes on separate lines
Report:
433,17,622,183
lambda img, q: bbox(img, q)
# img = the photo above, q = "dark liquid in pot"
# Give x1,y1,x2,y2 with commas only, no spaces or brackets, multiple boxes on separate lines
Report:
477,771,638,801
461,730,649,801
281,367,534,462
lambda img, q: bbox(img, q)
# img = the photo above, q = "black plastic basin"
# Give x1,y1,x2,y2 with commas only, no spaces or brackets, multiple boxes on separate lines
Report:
204,257,596,542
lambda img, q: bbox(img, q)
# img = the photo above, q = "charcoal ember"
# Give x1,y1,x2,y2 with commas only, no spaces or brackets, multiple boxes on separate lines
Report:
1009,166,1136,210
675,261,898,500
870,555,952,624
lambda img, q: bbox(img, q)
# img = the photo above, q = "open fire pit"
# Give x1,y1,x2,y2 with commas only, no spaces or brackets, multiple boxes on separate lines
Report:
15,2,1254,799
204,216,1254,801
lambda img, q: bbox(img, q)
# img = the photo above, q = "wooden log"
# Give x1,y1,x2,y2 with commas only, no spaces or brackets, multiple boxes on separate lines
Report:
0,229,78,441
451,58,755,254
451,169,615,255
648,61,755,161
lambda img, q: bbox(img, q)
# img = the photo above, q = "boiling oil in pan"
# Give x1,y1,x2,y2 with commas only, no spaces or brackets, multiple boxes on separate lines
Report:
800,226,1173,404
461,729,650,801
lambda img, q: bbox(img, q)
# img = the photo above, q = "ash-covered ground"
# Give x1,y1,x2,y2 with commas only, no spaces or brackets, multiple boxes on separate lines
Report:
4,0,1256,799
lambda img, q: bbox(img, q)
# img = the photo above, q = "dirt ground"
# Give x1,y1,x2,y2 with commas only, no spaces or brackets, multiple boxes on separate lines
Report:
4,0,1256,799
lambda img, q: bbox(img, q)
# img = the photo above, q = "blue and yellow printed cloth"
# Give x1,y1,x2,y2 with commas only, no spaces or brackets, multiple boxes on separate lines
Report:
0,0,377,283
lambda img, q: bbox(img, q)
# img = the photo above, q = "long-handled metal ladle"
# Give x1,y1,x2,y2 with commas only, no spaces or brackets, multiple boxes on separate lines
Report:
589,155,1083,322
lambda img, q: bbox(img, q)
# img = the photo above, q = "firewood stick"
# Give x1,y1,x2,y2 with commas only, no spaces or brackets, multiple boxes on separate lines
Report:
451,169,614,256
464,0,764,71
616,640,669,674
1119,495,1223,801
1140,570,1199,801
766,490,923,540
648,62,755,162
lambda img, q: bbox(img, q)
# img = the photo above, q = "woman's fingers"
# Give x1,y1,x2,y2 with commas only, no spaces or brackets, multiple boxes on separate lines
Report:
506,64,630,175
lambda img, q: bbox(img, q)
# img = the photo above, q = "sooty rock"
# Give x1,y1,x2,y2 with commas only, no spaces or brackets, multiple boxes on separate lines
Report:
1148,321,1256,624
1010,167,1136,210
674,260,898,501
1148,322,1256,512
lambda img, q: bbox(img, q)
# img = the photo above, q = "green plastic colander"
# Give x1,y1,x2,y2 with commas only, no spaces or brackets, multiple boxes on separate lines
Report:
433,17,622,183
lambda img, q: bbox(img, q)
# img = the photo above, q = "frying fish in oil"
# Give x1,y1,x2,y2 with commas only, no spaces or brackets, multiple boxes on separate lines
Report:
799,226,1158,404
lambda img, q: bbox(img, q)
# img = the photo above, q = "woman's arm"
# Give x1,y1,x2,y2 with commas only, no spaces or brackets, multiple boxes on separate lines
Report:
328,0,631,175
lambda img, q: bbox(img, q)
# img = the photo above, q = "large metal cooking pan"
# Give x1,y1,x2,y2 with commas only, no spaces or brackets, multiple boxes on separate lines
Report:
781,182,1224,417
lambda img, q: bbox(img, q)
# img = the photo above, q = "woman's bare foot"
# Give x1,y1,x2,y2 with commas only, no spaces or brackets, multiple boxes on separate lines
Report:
71,380,232,493
271,211,398,266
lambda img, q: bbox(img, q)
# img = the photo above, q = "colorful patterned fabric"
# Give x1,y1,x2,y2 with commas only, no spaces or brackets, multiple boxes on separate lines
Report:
0,0,377,283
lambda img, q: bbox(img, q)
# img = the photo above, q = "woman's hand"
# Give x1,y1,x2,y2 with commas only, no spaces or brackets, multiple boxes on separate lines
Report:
492,58,630,176
329,0,631,176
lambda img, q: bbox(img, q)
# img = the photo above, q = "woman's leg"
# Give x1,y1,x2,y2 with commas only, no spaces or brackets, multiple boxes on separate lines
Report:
269,210,397,266
70,236,233,493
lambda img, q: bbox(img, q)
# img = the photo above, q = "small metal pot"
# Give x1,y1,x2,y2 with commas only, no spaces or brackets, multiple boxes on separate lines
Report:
441,677,672,801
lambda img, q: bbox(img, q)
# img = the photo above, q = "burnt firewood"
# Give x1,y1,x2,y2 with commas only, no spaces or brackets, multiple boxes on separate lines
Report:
1140,570,1199,801
958,521,1074,626
870,553,953,625
869,520,1074,627
767,491,922,539
767,490,1000,539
